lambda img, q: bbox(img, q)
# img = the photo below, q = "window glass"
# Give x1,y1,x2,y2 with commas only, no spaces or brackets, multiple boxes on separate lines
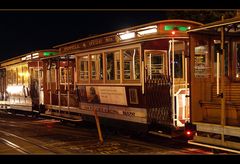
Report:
174,51,183,78
106,51,120,80
22,66,28,85
145,51,165,79
60,67,73,84
91,53,103,80
194,42,209,78
79,56,89,80
50,66,56,83
12,68,17,84
47,63,56,83
17,67,22,84
123,48,140,80
7,70,12,85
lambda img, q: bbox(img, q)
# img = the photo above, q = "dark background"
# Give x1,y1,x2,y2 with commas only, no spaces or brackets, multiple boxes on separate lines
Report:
0,10,169,61
0,0,237,62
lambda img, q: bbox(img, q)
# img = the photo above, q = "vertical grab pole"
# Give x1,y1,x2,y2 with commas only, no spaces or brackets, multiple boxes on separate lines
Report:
172,38,175,126
141,61,145,94
49,60,52,105
220,16,226,143
58,58,61,112
67,56,70,114
216,52,220,95
184,57,189,121
37,60,41,116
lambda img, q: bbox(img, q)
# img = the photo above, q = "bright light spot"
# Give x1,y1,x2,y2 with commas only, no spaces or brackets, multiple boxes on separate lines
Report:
7,85,24,95
186,130,191,136
32,53,39,56
137,25,157,36
138,28,157,35
118,31,135,40
171,31,175,35
18,72,30,77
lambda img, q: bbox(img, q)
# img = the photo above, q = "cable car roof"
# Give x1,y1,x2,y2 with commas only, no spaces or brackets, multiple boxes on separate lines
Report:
53,19,203,48
187,16,240,33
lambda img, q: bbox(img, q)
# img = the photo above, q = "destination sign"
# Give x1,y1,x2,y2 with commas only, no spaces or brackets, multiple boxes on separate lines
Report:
59,35,118,54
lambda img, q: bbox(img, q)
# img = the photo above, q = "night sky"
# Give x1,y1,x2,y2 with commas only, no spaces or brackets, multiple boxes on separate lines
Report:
0,10,168,62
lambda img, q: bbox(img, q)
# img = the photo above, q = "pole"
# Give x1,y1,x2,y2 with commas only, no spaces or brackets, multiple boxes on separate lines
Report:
217,52,220,95
49,60,52,105
172,38,175,126
58,58,61,113
93,105,104,144
67,56,70,114
220,15,226,143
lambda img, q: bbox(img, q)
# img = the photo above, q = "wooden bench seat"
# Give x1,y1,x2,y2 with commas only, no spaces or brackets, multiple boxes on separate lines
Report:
199,100,240,126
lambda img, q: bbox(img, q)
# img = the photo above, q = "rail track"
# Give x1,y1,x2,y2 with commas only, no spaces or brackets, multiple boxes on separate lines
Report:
0,129,58,154
0,112,237,154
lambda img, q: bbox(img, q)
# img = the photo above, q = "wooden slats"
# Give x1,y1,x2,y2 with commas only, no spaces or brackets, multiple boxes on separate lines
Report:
199,101,240,126
211,83,240,103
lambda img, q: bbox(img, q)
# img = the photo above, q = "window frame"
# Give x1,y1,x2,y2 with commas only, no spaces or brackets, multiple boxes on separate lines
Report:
122,47,141,82
144,50,168,79
75,43,141,85
233,41,240,81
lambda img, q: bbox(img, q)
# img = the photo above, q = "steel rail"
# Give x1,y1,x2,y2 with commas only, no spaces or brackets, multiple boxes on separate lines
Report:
0,129,57,154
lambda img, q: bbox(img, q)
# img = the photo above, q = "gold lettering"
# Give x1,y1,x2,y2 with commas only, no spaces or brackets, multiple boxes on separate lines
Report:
60,35,117,53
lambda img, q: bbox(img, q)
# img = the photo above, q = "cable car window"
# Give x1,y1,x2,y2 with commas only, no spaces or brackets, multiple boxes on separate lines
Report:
174,51,183,78
194,43,209,78
60,67,73,84
91,53,103,80
17,67,22,84
47,64,56,83
145,50,166,79
12,68,17,84
123,48,140,80
106,51,120,80
22,66,27,85
79,56,89,80
6,70,12,85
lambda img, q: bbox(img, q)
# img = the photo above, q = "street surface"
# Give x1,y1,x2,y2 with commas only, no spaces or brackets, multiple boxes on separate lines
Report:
0,111,235,155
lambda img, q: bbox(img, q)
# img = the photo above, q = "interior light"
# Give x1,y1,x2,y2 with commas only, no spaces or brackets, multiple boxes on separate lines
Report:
7,85,23,95
137,25,157,36
24,54,32,60
32,53,39,56
118,31,135,40
25,72,30,77
171,31,176,35
18,72,23,77
32,53,39,59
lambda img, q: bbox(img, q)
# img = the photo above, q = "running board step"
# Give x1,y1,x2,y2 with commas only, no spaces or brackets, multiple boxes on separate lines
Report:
40,113,83,122
188,140,240,154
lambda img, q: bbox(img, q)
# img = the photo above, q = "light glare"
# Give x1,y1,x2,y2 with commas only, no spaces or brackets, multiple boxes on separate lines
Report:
118,31,135,40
